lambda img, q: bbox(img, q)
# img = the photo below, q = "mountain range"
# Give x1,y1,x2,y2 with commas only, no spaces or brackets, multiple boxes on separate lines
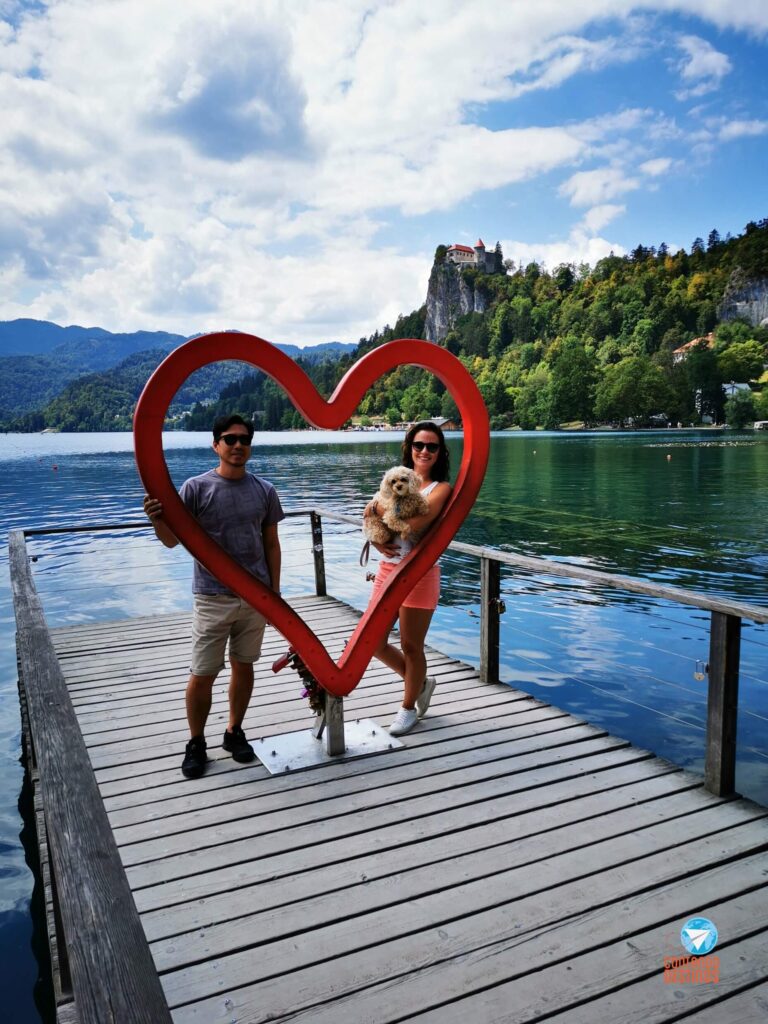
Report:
0,319,355,418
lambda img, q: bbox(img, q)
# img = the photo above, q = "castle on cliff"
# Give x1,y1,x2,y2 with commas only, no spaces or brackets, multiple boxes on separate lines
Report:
446,238,500,274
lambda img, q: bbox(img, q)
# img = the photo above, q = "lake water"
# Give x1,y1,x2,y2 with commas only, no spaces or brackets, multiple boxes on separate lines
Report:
1,428,767,1021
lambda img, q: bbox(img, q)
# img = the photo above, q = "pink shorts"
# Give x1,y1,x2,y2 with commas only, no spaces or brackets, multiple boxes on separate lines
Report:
370,560,440,611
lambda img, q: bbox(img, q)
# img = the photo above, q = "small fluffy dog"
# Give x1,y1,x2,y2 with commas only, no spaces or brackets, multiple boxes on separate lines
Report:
364,466,430,544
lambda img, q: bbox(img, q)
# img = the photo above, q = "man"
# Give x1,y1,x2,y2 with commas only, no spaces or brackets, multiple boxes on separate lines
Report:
143,414,284,779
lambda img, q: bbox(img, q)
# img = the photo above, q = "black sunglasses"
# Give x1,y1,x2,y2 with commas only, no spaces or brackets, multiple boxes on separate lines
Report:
218,433,252,446
412,441,440,453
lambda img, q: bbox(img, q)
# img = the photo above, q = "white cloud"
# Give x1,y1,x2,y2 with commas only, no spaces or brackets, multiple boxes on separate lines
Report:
580,204,626,232
719,119,768,141
639,157,673,176
0,1,766,343
503,228,626,272
674,34,731,99
559,167,641,207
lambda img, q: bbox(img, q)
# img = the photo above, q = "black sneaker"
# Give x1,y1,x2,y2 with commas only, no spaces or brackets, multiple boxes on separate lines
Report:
222,725,255,763
181,736,208,779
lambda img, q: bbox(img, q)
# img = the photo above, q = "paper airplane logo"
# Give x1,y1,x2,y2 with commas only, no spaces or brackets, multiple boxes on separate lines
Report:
681,917,718,955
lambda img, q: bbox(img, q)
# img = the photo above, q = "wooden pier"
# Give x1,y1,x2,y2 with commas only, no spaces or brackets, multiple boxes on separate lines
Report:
11,522,768,1024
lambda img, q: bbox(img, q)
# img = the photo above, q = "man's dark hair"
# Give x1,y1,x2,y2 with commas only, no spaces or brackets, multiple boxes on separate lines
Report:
401,421,450,482
212,414,255,442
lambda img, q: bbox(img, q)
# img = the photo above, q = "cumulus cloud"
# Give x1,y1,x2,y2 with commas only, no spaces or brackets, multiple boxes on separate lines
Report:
503,229,626,272
0,1,766,343
719,119,768,141
674,34,731,99
580,204,625,233
559,167,641,207
639,157,673,176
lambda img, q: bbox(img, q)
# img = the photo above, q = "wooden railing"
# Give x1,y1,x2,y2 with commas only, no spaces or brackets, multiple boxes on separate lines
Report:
10,528,174,1024
10,511,768,1017
303,507,768,799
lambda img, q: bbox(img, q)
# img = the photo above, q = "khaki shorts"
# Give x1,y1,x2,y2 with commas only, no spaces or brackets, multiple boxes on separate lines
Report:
190,594,267,676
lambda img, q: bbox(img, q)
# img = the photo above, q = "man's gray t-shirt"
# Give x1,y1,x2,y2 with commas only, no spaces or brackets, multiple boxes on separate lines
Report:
179,470,285,595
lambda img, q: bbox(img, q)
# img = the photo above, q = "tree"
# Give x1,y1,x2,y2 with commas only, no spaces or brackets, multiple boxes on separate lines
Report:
724,390,756,429
716,340,766,383
513,364,552,429
440,391,460,422
548,337,596,425
385,406,402,425
686,344,724,421
493,241,504,274
594,355,671,425
489,302,514,357
554,263,576,293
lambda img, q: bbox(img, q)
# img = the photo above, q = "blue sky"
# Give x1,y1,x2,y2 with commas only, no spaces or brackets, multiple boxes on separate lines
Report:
0,1,766,346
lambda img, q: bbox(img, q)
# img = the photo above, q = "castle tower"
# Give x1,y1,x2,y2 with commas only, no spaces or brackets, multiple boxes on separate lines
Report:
473,238,486,266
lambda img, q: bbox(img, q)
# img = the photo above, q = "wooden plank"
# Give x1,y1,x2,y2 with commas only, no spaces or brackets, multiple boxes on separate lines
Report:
95,696,554,793
114,725,612,845
682,982,768,1023
132,764,687,914
140,772,703,944
80,675,531,750
108,713,583,827
515,932,768,1024
163,815,768,1015
119,737,634,867
56,1001,79,1024
150,788,746,972
304,867,768,1024
9,530,173,1024
84,687,534,770
125,751,663,892
103,705,572,811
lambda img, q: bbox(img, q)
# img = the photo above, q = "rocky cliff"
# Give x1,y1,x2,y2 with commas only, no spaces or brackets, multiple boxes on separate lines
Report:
719,270,768,327
424,261,489,343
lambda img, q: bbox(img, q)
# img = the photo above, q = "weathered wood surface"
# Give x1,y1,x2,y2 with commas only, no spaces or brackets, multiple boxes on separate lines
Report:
10,530,173,1024
40,593,768,1024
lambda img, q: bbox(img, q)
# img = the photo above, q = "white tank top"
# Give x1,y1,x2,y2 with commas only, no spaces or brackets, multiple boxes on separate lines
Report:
381,480,440,564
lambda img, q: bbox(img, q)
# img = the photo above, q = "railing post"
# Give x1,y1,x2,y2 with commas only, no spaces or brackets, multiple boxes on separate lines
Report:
310,511,326,597
704,611,741,796
480,555,501,683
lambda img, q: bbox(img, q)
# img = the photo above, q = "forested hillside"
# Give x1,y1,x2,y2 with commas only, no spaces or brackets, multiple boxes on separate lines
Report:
345,221,768,430
5,220,767,432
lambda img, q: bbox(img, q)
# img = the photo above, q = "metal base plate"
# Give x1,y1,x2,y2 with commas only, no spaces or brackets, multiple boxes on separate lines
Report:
254,718,402,775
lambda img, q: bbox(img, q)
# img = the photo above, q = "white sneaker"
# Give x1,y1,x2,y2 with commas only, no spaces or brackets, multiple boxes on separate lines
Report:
389,707,418,736
416,676,437,718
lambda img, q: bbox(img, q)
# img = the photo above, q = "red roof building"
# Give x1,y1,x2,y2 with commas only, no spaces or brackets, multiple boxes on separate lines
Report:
672,333,715,364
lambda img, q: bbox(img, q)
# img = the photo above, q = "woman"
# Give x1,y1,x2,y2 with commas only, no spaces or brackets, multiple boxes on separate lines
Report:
364,421,452,735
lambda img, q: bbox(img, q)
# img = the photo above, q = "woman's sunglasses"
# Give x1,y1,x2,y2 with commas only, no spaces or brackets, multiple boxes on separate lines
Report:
412,441,440,453
219,434,252,446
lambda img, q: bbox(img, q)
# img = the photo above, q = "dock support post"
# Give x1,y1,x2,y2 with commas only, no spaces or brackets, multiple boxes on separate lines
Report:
312,695,345,756
480,556,501,684
310,512,326,597
705,611,741,797
324,695,345,756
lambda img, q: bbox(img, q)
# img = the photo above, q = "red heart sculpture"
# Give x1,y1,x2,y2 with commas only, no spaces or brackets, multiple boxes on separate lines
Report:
134,333,488,696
